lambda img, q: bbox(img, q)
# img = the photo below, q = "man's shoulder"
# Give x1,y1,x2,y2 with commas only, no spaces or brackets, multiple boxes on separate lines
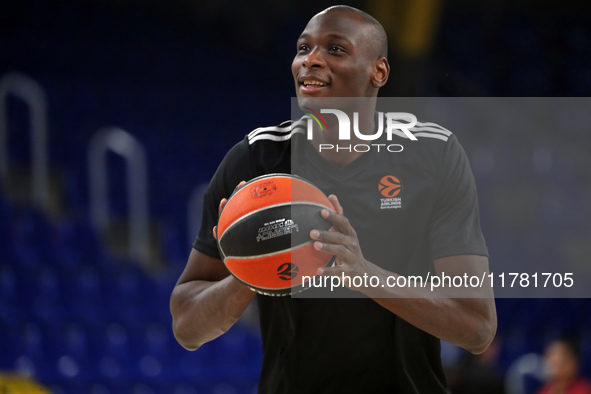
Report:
239,119,302,173
374,118,458,169
409,119,455,143
387,118,456,148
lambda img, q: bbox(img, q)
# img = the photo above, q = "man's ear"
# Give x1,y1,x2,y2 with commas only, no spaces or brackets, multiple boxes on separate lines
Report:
372,58,390,88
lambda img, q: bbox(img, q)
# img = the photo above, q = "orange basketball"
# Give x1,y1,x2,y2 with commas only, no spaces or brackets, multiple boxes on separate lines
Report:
216,174,335,296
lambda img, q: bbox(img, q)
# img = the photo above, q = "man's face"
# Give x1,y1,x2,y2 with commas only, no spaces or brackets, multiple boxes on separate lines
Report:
292,10,378,100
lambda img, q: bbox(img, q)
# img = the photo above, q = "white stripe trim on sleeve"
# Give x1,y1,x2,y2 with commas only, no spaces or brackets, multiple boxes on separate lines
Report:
248,127,305,144
411,132,449,141
248,125,292,141
410,126,452,136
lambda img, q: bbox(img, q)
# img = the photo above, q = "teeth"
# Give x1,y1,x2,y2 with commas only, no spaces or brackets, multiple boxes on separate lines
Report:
303,80,327,87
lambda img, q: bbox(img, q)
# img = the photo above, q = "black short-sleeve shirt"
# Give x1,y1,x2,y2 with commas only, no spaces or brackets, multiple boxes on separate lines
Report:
193,119,488,394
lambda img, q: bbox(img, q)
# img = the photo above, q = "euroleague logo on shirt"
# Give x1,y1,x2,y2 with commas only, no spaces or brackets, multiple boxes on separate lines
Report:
379,175,403,210
379,175,402,197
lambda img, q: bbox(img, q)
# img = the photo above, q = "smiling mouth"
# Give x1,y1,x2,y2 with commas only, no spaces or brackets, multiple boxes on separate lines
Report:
302,80,328,87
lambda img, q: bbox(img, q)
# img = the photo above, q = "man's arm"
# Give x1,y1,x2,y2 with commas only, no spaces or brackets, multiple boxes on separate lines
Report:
365,255,496,354
314,195,497,354
170,188,255,351
170,249,256,350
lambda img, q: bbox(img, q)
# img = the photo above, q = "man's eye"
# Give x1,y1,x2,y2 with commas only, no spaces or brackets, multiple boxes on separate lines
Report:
298,44,310,51
329,45,344,52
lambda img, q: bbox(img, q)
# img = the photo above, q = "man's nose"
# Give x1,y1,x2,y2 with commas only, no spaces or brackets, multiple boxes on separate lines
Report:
303,47,325,68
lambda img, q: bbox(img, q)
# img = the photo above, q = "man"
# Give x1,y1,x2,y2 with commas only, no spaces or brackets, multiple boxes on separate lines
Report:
170,5,497,393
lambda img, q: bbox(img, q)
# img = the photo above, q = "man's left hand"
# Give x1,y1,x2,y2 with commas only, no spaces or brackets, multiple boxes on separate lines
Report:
310,194,376,291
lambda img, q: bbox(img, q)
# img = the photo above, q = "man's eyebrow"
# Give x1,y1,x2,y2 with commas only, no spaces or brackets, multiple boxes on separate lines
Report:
326,33,353,44
297,32,353,44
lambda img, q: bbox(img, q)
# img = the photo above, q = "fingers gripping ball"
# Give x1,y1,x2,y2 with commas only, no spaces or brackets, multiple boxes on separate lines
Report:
216,174,335,296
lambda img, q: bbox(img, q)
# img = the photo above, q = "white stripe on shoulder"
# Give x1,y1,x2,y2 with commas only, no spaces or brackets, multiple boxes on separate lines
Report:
248,127,304,144
411,132,449,142
247,119,306,143
415,121,452,134
410,126,452,136
386,118,452,140
388,128,449,142
247,124,292,140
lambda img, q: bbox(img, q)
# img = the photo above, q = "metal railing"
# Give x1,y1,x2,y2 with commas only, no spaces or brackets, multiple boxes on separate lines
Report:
0,72,49,208
88,127,149,264
505,352,544,394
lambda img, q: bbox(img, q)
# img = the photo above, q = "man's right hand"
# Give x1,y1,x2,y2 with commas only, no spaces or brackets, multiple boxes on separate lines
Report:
213,180,246,241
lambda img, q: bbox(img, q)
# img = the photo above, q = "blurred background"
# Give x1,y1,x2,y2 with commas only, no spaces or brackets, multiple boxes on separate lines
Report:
1,0,590,393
